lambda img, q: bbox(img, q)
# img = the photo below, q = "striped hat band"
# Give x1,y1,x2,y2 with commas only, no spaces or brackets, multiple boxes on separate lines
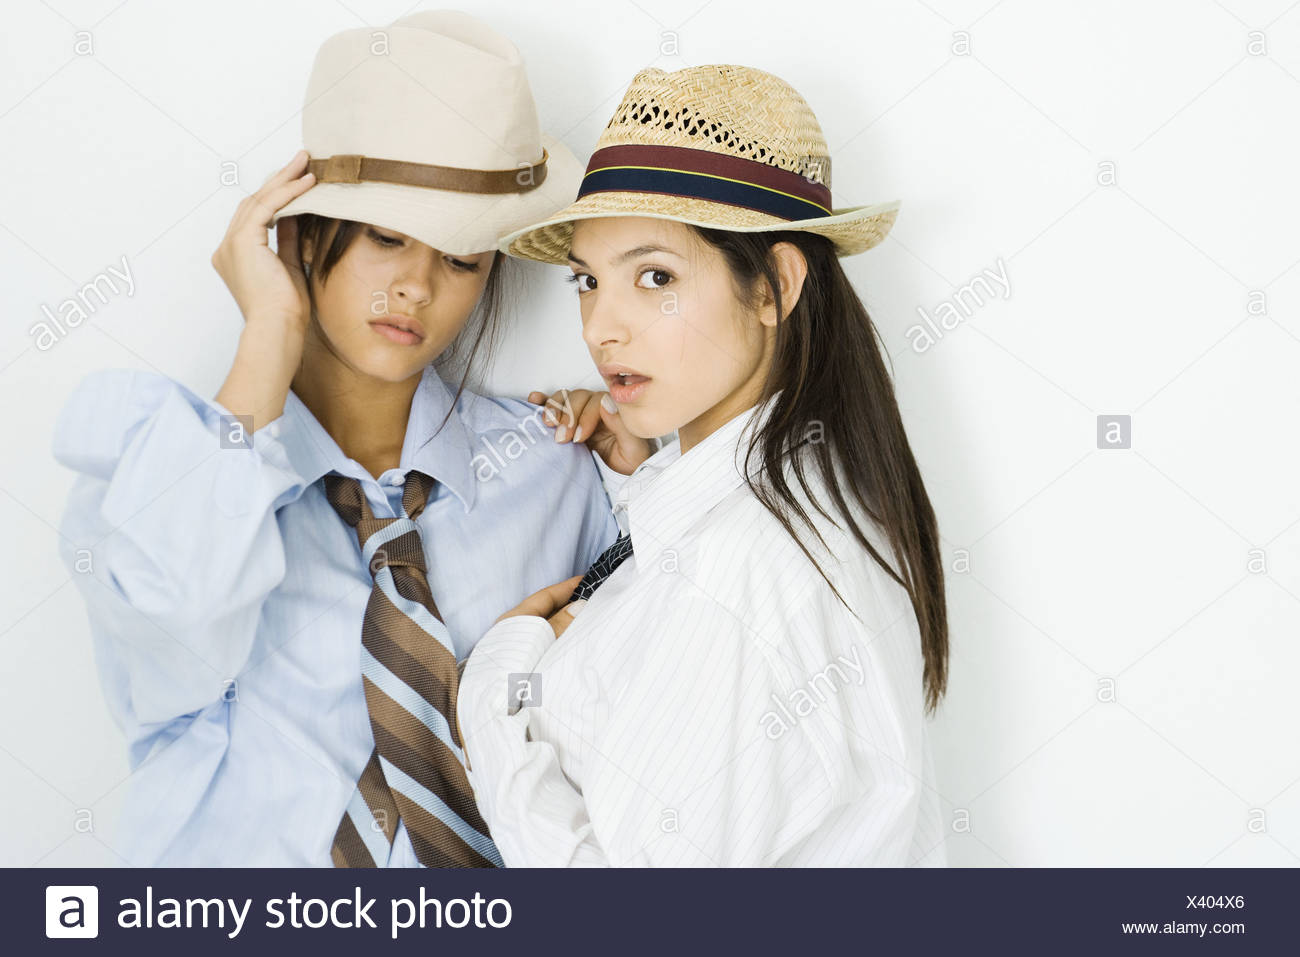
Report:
576,144,833,222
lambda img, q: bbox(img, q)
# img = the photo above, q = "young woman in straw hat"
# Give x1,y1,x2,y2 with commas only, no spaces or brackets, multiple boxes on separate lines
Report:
457,64,950,867
51,12,620,868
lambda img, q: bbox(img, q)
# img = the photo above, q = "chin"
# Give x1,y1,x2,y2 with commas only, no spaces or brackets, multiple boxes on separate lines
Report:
618,405,678,441
353,351,430,382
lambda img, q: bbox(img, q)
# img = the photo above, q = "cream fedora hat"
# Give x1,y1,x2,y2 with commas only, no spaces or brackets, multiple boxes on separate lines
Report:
500,64,900,263
269,10,582,256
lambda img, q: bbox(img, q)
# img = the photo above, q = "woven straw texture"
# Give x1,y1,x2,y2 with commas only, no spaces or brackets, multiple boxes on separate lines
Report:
501,64,900,263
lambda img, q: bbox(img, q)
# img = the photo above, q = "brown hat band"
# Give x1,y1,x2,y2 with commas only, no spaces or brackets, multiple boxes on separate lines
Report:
307,150,549,194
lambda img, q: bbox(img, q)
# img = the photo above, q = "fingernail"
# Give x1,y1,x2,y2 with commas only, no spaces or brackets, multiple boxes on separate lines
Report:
572,426,584,443
601,394,618,414
567,599,587,617
544,408,557,425
555,425,568,442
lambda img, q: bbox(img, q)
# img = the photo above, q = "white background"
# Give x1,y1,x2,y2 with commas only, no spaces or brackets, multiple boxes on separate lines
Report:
2,0,1298,866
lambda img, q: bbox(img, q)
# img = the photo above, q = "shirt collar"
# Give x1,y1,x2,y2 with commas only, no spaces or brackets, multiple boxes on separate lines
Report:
275,364,478,513
616,391,782,568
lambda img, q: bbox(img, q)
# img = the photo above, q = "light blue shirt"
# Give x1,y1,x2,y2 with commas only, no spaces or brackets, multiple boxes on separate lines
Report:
50,363,619,866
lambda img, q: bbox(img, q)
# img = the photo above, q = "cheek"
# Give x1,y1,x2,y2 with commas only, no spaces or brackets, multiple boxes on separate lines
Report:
678,292,755,375
631,297,689,370
311,274,360,329
447,270,490,313
319,256,388,311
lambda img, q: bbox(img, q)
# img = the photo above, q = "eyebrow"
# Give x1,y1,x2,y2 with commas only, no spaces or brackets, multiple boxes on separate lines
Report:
568,244,683,268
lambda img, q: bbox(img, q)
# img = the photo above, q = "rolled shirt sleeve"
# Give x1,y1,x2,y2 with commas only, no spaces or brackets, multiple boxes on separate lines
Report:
458,614,613,866
52,369,308,733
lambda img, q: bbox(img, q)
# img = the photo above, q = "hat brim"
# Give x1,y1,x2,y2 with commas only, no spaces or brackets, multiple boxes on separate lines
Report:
498,192,901,264
268,133,584,256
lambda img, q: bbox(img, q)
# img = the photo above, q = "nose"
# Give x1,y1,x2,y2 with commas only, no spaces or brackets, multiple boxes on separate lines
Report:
390,249,436,308
581,290,628,351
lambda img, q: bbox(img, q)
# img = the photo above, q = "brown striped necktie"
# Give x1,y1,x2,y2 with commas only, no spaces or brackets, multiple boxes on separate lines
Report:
323,470,502,868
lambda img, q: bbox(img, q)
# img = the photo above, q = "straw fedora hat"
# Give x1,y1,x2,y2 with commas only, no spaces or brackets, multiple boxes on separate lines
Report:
500,64,900,264
269,10,582,256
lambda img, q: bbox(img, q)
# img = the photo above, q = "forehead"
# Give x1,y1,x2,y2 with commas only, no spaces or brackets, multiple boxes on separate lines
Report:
569,216,698,264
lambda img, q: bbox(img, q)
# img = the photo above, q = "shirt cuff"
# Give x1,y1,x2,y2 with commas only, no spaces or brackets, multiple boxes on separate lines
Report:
461,615,554,708
458,615,553,777
205,393,301,491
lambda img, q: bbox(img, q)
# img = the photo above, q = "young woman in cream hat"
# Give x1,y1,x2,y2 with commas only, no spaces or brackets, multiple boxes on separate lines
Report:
52,11,618,868
458,64,951,867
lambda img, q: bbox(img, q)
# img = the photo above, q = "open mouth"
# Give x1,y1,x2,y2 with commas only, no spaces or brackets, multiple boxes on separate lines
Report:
605,371,652,403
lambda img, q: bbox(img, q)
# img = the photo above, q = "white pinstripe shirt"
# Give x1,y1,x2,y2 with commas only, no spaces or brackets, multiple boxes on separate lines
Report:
459,395,948,867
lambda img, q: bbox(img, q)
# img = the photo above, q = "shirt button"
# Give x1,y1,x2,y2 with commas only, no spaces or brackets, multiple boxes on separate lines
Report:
266,421,281,439
388,473,404,486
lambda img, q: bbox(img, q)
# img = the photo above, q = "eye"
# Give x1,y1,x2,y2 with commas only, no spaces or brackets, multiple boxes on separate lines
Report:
445,256,480,273
565,272,597,293
367,227,404,248
635,268,673,289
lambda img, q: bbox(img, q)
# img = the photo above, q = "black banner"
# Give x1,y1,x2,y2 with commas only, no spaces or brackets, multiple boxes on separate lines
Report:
8,867,1293,954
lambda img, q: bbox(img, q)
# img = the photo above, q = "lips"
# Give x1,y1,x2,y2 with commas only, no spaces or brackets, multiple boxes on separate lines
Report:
369,314,425,346
597,362,649,383
598,362,652,404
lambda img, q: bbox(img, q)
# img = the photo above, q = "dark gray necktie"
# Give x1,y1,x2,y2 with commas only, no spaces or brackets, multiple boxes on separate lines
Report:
569,532,633,602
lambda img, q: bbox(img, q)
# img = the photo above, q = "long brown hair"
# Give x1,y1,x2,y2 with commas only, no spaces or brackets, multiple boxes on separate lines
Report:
294,214,511,430
692,225,949,714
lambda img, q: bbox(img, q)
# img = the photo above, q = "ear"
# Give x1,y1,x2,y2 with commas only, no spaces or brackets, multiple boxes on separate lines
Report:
302,217,343,272
300,230,315,270
760,241,809,327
